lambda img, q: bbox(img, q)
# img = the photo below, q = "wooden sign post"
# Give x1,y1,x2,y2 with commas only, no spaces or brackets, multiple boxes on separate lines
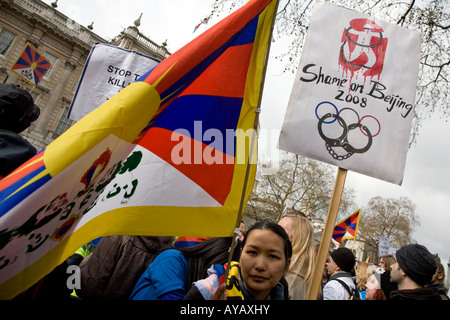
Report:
306,167,347,300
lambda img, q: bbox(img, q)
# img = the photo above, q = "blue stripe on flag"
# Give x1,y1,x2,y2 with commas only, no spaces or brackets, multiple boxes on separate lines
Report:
0,173,52,217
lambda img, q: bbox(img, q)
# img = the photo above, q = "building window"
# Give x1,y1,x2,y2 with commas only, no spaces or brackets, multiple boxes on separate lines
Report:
43,51,58,79
0,29,16,55
53,107,75,139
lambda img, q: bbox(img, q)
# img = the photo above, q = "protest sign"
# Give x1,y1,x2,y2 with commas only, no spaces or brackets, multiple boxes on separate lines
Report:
68,43,160,121
379,236,398,256
379,236,391,256
278,2,421,185
287,3,423,300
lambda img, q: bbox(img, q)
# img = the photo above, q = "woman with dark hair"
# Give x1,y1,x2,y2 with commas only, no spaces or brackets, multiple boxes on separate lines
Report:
184,221,292,300
129,237,240,300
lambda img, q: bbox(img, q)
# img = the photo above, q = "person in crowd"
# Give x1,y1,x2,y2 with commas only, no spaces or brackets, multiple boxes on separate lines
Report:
365,267,397,300
323,247,359,300
14,237,101,301
322,264,330,292
0,83,40,179
130,236,240,300
183,221,292,300
355,262,377,300
425,254,449,299
378,254,396,271
75,235,174,300
389,243,444,300
278,211,315,299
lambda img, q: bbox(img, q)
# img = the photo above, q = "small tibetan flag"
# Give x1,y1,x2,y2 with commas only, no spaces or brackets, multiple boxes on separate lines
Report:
11,42,52,86
332,209,361,245
193,15,211,33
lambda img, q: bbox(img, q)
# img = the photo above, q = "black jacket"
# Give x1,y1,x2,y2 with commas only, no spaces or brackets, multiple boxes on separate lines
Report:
390,287,447,300
0,130,36,177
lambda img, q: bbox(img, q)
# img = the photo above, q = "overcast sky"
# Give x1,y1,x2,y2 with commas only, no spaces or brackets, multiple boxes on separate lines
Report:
42,0,450,278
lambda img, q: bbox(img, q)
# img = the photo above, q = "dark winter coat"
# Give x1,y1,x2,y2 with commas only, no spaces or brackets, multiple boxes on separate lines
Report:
76,235,174,300
0,130,36,177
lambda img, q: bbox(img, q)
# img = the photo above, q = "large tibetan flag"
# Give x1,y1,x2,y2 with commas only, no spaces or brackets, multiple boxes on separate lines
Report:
332,209,361,245
11,42,52,86
0,0,278,299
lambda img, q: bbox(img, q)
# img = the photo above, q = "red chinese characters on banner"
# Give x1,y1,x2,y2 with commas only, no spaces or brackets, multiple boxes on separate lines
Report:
339,19,388,81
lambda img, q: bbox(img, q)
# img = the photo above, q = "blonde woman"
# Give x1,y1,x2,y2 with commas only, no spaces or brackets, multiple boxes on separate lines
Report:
278,212,316,299
355,262,377,300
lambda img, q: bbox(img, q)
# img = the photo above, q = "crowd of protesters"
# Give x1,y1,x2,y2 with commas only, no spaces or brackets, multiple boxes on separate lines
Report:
12,209,449,301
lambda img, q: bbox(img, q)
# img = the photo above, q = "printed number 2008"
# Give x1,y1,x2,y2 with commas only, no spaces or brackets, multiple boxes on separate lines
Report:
335,90,367,108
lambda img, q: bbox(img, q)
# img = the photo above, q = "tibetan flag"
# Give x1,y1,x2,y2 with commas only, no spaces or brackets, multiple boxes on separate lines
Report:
0,0,278,299
332,209,361,245
11,42,52,86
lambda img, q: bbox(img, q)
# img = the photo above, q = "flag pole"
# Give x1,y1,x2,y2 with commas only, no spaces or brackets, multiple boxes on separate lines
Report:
306,167,348,300
223,0,280,284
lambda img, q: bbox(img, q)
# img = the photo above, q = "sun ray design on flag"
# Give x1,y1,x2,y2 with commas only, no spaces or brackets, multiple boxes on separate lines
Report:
11,42,52,86
332,209,361,245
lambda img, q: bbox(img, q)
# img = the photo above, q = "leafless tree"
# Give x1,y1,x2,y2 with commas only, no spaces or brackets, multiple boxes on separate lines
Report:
245,152,357,222
358,196,420,248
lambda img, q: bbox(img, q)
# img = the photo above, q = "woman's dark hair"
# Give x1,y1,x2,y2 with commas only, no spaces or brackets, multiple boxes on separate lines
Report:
242,221,293,261
179,237,240,291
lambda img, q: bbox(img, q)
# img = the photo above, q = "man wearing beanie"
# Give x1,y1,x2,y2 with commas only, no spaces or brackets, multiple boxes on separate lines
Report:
323,247,359,300
390,243,445,300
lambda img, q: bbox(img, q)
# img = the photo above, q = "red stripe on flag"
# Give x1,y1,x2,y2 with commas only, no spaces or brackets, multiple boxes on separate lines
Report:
139,127,235,205
0,155,45,192
142,0,272,93
179,44,253,99
21,52,32,65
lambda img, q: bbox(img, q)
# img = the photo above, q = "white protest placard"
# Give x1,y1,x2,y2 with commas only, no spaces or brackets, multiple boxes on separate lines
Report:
68,43,160,121
388,247,398,256
379,236,391,256
278,3,421,185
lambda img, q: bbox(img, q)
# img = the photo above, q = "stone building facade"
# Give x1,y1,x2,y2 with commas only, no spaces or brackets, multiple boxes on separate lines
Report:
0,0,169,151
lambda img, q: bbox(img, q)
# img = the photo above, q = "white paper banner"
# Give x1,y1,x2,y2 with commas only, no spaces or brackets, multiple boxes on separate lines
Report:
278,3,421,185
379,236,390,256
68,43,160,121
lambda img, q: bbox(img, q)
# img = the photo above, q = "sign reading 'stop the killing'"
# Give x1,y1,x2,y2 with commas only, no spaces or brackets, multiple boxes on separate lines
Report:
69,43,160,121
278,3,421,185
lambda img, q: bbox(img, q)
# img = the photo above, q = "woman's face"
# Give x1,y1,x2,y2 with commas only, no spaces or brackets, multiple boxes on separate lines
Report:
365,274,380,300
239,229,290,300
378,258,386,269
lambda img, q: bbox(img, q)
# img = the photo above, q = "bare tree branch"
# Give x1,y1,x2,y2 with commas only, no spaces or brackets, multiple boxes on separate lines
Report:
397,0,416,25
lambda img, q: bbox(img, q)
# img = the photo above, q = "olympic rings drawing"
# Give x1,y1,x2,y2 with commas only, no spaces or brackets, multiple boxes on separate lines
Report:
359,115,381,137
315,102,381,160
315,101,339,124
